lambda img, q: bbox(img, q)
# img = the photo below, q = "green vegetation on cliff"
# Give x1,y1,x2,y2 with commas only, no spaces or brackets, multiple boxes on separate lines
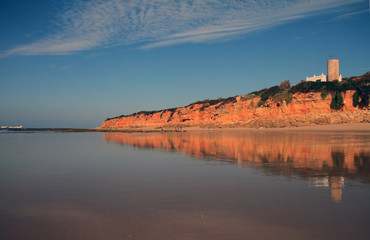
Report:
353,92,360,107
289,72,369,109
330,92,344,110
252,72,369,110
105,73,370,121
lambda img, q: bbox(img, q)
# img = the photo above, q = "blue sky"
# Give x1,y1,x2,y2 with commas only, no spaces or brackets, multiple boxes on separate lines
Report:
0,0,369,128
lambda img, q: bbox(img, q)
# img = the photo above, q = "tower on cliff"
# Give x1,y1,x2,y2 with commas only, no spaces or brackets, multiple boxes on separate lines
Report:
327,59,342,82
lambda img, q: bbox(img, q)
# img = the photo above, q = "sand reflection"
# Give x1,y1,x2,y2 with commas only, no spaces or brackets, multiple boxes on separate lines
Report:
103,131,370,202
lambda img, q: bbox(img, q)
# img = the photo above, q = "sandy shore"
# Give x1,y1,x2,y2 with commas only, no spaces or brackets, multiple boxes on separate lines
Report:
182,123,370,132
108,122,370,133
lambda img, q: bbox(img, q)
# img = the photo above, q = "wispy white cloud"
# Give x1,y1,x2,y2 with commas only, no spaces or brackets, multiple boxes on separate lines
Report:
0,0,363,57
330,8,368,20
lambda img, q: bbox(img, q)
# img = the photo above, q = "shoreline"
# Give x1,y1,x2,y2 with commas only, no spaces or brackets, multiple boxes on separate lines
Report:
3,123,368,133
98,122,370,133
183,122,370,132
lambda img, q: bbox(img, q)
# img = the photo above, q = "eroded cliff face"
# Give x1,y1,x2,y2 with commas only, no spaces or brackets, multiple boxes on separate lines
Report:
100,90,369,128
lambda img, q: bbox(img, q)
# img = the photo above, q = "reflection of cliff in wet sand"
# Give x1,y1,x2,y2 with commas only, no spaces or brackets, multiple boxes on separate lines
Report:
103,131,370,202
103,132,369,172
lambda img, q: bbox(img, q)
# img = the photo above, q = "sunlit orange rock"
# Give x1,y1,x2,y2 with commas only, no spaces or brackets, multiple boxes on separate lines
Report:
100,90,369,129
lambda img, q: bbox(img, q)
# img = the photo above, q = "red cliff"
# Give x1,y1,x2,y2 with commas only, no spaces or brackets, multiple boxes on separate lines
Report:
100,90,369,129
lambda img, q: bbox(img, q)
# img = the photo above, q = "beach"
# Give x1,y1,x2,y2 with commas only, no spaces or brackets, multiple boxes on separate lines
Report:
99,122,370,133
1,125,370,240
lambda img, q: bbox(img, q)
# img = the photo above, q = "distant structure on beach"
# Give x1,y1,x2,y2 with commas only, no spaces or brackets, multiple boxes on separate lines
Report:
1,125,23,129
306,59,342,82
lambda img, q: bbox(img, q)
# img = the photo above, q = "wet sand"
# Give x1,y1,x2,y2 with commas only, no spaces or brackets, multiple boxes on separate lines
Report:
184,123,370,132
2,126,370,240
122,123,370,133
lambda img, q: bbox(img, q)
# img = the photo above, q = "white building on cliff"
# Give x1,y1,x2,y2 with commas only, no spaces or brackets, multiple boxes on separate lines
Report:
306,73,327,82
306,59,342,82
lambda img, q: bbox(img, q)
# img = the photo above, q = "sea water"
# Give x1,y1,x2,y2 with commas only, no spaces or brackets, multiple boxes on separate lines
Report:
0,130,369,240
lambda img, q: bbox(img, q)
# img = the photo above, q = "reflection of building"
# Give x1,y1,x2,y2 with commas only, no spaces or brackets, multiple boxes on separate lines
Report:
309,176,329,188
309,176,344,203
329,176,344,203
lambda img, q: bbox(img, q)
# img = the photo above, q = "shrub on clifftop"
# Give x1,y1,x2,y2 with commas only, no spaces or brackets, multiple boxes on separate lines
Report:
256,86,282,107
279,79,290,89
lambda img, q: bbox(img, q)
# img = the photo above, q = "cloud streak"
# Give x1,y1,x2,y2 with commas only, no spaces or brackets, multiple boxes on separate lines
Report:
0,0,363,57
